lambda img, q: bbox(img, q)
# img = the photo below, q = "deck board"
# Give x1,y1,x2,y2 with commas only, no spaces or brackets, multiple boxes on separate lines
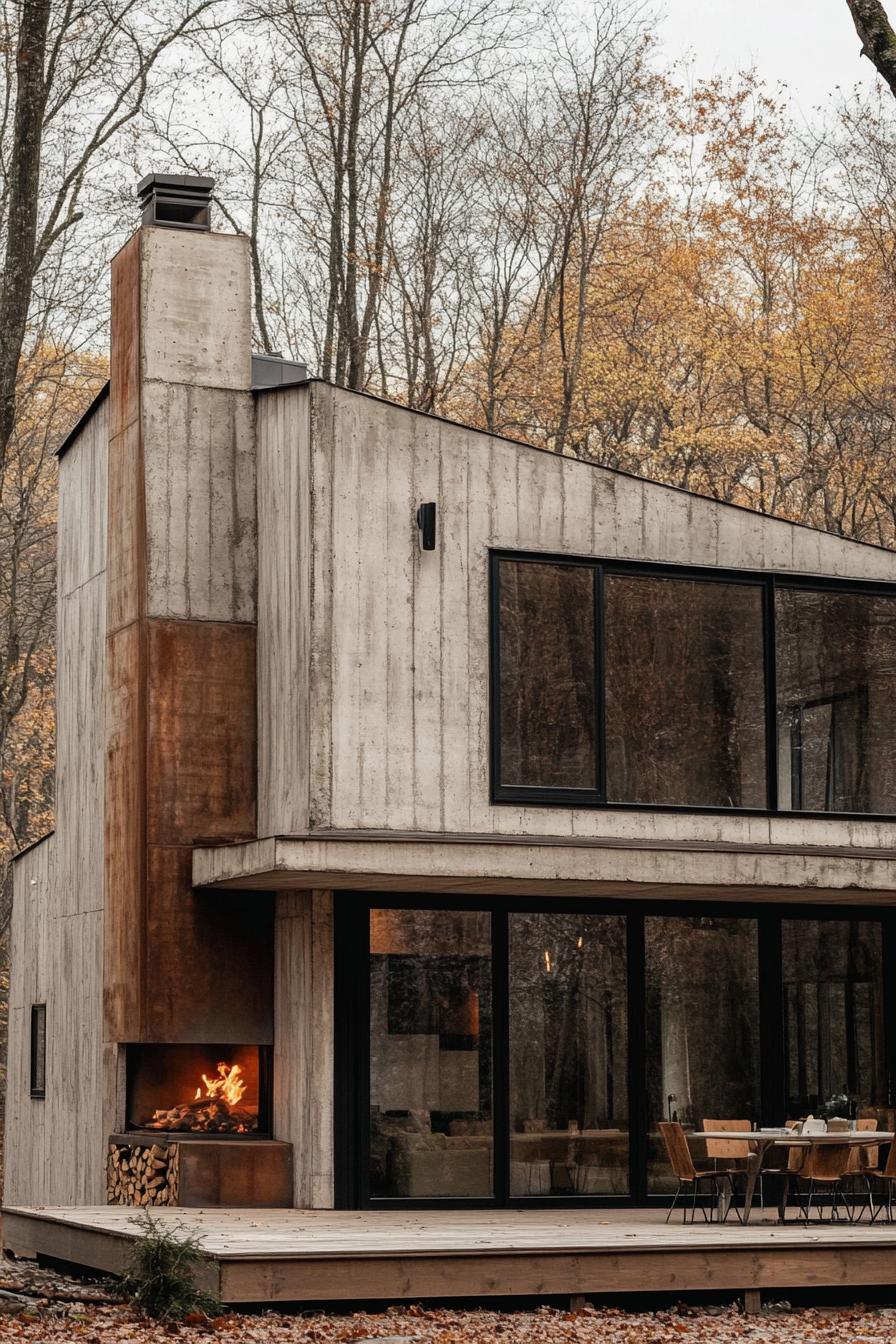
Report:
6,1206,896,1303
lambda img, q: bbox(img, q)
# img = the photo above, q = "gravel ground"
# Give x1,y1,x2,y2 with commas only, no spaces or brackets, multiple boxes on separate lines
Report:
0,1259,895,1342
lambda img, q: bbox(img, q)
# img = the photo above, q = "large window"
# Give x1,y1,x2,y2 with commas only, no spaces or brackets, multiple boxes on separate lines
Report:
497,561,597,790
492,554,896,815
776,588,896,813
341,898,892,1207
605,576,766,807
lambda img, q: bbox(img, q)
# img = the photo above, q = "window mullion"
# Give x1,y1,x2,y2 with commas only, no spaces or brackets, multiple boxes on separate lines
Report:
764,576,779,812
596,564,607,801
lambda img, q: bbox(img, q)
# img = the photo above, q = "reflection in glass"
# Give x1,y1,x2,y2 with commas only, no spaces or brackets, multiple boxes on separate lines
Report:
369,908,492,1198
498,560,596,789
782,919,884,1120
646,917,760,1193
776,588,896,813
509,914,628,1195
604,576,767,807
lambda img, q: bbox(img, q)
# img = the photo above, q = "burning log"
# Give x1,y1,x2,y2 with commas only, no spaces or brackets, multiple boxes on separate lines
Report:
107,1142,179,1206
144,1099,258,1133
143,1061,259,1135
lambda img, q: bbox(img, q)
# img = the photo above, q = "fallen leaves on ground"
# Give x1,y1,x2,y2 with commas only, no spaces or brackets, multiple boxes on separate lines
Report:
0,1263,895,1343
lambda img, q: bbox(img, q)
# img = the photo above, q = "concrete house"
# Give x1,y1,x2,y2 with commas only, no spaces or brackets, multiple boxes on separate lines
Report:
5,176,896,1305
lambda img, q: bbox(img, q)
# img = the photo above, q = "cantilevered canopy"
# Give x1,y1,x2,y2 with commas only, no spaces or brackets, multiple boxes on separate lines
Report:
193,831,896,902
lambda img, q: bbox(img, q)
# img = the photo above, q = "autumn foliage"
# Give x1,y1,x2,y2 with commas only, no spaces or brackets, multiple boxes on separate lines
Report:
452,77,896,548
0,348,106,915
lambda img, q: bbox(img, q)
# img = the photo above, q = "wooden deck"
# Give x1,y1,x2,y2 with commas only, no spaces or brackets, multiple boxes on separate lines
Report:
6,1205,896,1306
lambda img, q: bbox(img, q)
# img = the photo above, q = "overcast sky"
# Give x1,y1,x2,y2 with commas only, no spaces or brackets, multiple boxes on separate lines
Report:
659,0,877,114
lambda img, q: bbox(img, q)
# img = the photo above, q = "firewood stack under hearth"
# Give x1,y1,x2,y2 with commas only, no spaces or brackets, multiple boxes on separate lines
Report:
107,1141,179,1206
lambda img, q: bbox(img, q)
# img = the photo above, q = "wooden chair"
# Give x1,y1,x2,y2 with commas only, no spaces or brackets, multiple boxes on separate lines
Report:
658,1121,742,1224
792,1142,852,1222
845,1118,879,1221
701,1118,751,1161
866,1139,896,1223
702,1118,778,1207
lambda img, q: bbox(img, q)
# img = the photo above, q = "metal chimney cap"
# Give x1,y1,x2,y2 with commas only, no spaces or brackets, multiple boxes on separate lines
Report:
137,173,215,231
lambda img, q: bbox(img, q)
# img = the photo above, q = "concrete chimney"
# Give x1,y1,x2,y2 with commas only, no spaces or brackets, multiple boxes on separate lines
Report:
104,177,271,1048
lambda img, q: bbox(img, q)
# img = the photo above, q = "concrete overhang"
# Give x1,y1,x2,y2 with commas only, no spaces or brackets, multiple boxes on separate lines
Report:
193,831,896,903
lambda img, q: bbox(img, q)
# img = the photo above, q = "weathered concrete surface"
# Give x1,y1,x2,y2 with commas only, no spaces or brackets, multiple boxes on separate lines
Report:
5,401,119,1208
140,227,252,392
255,380,896,848
193,832,896,900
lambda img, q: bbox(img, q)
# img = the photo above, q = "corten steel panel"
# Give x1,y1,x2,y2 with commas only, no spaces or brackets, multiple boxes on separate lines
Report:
109,234,141,441
144,846,273,1043
106,422,146,637
147,619,256,846
104,623,146,1043
177,1140,292,1208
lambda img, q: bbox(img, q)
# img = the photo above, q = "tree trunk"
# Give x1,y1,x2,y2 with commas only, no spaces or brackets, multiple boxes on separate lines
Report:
845,0,896,97
0,0,51,470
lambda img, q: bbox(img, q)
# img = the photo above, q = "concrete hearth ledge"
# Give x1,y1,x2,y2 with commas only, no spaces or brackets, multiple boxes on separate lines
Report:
192,831,896,901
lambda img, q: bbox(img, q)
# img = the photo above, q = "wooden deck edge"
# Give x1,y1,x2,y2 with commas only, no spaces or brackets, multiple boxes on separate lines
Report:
7,1210,896,1304
2,1211,222,1298
221,1245,896,1302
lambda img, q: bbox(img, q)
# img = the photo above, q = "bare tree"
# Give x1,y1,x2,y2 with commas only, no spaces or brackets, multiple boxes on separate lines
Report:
0,0,230,922
252,0,519,390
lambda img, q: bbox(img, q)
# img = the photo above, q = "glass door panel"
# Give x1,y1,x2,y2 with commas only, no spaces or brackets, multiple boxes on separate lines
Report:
645,916,760,1193
509,913,628,1195
369,908,493,1198
782,919,885,1120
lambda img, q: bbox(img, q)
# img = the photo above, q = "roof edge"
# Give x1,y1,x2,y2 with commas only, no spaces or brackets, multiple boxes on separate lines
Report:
11,830,55,863
55,382,110,460
267,377,896,559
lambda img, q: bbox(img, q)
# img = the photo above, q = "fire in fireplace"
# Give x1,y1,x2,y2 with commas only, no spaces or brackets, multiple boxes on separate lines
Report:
126,1044,272,1136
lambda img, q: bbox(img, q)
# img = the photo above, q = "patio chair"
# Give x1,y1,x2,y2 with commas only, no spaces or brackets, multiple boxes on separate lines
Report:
792,1142,852,1222
866,1138,896,1223
658,1121,742,1224
702,1118,779,1208
844,1118,879,1221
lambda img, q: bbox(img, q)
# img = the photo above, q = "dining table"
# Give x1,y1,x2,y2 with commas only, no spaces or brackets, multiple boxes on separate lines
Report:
692,1129,895,1223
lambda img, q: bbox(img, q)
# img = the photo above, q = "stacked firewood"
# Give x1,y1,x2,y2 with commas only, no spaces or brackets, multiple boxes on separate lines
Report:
107,1141,180,1206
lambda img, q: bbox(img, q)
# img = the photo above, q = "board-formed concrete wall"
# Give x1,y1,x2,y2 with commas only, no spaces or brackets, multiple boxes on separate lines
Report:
256,381,896,856
5,398,120,1207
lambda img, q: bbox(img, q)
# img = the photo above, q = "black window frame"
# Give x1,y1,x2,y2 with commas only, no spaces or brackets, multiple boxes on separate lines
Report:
334,892,896,1210
489,550,896,819
30,1002,46,1100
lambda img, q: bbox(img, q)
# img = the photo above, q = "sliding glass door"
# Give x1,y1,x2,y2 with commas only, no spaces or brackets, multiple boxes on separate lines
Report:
368,908,493,1198
782,918,886,1121
509,913,628,1196
644,916,760,1193
339,898,892,1207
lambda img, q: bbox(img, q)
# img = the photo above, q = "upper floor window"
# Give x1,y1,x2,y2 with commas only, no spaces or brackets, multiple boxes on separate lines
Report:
491,553,896,816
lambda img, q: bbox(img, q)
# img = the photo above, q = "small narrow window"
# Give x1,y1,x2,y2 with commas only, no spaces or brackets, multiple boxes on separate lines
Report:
30,1004,46,1099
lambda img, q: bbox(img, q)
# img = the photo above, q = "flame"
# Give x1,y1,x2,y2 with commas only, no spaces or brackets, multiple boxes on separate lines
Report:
199,1061,247,1107
543,949,552,973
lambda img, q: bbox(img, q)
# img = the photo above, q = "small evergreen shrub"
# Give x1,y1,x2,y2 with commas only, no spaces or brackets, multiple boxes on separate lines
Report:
118,1210,221,1321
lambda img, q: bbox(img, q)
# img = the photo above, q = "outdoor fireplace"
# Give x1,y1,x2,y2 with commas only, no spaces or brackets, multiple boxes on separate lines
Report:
126,1043,272,1137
